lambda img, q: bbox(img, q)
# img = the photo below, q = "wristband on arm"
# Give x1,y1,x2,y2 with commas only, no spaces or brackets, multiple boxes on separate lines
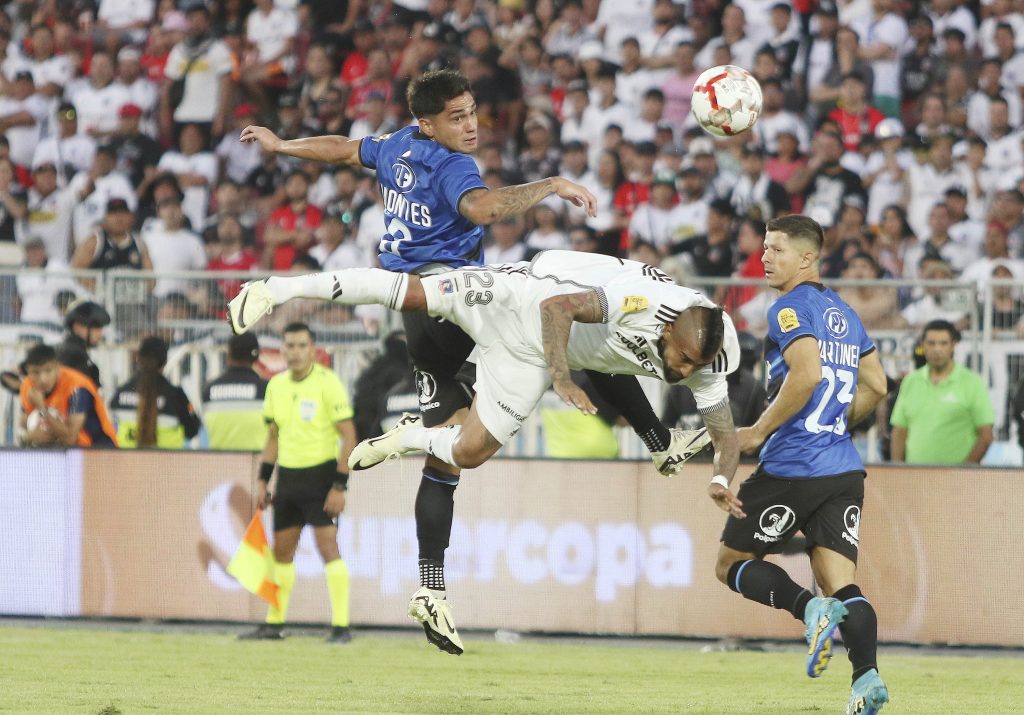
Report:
337,467,354,489
332,472,349,491
259,462,274,483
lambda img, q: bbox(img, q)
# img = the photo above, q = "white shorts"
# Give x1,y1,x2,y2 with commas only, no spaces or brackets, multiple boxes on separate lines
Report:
421,264,571,444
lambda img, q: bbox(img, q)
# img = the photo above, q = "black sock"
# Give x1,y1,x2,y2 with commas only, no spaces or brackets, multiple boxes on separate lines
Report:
727,560,813,620
833,584,878,683
415,468,458,591
585,371,670,452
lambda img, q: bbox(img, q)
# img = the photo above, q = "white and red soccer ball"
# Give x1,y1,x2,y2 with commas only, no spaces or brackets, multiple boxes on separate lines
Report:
691,65,763,137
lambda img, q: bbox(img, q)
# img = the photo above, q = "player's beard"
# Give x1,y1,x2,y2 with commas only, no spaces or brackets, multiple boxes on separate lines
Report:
657,337,683,383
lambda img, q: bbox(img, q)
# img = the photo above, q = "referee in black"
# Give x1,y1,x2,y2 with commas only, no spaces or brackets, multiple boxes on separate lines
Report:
239,322,356,643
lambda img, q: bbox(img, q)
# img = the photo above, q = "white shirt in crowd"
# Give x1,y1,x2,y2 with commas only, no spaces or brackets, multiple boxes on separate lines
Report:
215,132,262,184
309,240,371,271
979,13,1024,56
849,12,908,98
667,199,709,243
525,227,568,252
29,56,73,92
98,0,155,29
595,0,654,59
751,111,811,154
628,203,679,251
68,82,131,136
16,186,78,261
69,170,137,245
246,7,299,71
0,93,50,166
355,201,386,258
141,222,207,297
486,240,527,265
32,133,97,176
164,39,233,123
156,150,218,230
17,259,81,324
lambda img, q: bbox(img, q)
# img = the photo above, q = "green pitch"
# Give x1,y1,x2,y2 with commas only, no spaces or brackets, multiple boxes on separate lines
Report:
1,625,1021,714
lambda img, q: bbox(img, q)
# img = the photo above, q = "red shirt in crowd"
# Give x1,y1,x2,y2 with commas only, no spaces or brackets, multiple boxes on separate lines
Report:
266,203,322,270
208,248,260,302
828,105,886,152
613,181,651,251
341,52,369,85
347,79,393,117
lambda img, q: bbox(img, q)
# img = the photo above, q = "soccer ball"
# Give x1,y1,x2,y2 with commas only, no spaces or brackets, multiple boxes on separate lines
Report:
26,407,61,432
691,65,763,137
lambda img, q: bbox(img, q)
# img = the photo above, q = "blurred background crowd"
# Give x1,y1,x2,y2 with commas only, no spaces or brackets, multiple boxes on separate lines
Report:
0,0,1023,328
1,0,1024,460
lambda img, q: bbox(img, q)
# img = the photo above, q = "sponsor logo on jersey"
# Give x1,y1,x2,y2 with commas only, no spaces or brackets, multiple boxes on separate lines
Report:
622,296,649,313
438,279,455,295
755,504,795,543
393,159,416,193
824,307,849,339
614,332,659,376
777,307,800,333
416,371,437,402
843,505,860,547
497,400,527,422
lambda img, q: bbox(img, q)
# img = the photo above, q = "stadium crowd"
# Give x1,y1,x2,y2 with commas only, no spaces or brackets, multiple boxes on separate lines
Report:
1,0,1023,457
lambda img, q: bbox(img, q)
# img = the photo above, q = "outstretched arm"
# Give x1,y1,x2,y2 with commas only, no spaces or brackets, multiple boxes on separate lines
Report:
704,401,745,519
540,289,606,413
459,177,597,225
240,125,364,166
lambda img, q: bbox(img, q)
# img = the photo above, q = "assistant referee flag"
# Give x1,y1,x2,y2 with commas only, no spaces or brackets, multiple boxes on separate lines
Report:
227,510,280,609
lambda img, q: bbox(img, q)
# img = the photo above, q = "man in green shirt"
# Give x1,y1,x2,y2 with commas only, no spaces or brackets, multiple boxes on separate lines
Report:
239,322,357,643
890,320,994,464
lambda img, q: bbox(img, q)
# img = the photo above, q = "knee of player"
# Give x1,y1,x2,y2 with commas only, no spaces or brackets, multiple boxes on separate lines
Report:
455,448,490,469
714,558,733,585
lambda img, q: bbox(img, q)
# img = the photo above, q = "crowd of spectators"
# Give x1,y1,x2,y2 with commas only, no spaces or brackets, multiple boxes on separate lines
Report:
0,0,1020,335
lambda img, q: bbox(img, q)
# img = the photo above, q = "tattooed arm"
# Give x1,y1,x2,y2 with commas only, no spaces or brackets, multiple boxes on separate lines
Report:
459,177,598,225
539,289,607,414
702,399,746,519
703,401,740,483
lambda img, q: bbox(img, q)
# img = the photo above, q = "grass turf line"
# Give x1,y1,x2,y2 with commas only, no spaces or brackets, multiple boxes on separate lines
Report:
1,626,1022,714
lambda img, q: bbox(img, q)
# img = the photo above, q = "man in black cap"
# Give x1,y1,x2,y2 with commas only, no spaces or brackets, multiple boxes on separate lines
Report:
70,198,152,275
57,299,111,388
202,333,269,451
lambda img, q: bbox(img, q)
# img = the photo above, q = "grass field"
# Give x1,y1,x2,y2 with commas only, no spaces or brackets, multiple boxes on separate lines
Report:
1,624,1021,714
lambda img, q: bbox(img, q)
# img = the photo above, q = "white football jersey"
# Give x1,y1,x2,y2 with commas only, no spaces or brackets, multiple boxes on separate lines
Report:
526,251,740,410
425,251,740,413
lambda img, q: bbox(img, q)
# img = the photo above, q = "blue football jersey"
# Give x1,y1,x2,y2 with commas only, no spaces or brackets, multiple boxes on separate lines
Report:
759,283,875,478
359,125,487,272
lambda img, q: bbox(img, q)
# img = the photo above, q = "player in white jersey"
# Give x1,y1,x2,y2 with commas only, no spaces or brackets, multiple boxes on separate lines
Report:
229,250,741,482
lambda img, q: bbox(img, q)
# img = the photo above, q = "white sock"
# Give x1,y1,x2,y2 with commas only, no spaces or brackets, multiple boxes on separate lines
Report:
399,425,461,468
265,269,408,310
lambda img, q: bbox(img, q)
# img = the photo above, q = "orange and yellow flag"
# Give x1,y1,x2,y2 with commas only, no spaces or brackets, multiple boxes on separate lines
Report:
227,510,280,608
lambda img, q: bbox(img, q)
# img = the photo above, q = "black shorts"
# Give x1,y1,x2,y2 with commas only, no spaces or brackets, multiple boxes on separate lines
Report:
402,310,476,427
272,460,337,531
720,467,866,563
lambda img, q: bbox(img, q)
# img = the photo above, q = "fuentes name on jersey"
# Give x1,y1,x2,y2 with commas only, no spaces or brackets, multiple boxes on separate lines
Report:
380,183,433,228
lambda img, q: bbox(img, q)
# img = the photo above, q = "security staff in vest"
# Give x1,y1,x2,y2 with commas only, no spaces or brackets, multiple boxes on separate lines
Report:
202,333,268,450
57,299,110,388
109,335,202,448
241,322,357,643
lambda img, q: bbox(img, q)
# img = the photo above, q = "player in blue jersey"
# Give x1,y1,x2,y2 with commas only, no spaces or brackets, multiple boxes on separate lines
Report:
239,70,704,655
709,215,890,715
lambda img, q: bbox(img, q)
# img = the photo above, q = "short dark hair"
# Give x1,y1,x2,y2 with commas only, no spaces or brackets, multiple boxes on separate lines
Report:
922,319,961,343
25,343,57,367
766,214,825,252
407,69,473,118
695,306,726,363
283,321,315,341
